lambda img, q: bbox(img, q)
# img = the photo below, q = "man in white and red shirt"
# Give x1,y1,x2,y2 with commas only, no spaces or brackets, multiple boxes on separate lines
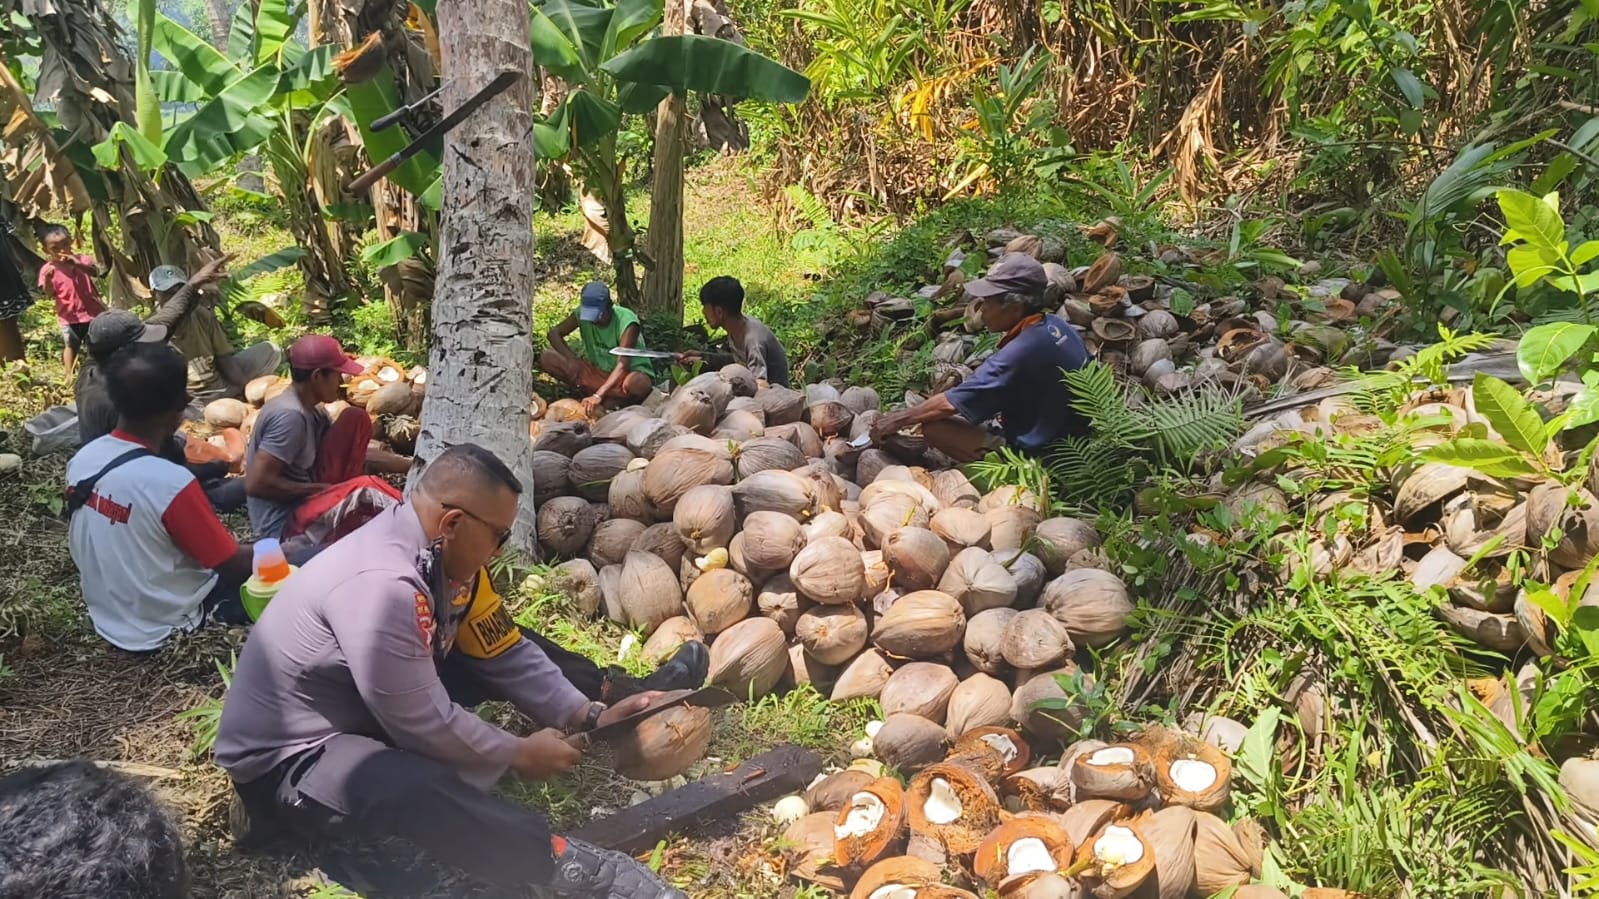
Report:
66,342,253,651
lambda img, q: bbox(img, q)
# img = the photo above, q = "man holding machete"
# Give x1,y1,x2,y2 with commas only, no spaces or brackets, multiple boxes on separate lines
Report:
217,444,701,897
541,281,657,412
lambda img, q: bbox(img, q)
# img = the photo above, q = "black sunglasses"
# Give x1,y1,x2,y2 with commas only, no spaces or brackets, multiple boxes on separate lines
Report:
442,503,512,548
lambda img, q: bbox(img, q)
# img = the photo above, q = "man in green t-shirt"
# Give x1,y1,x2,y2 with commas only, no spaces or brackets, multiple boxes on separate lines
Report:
541,281,655,413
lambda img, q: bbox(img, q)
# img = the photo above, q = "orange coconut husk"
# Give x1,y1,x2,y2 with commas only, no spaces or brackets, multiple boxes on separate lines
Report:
834,777,907,868
953,726,1031,778
1002,766,1072,813
1069,743,1154,802
1073,822,1156,899
848,856,944,899
943,739,1007,784
973,815,1075,887
1153,737,1232,810
907,760,1006,855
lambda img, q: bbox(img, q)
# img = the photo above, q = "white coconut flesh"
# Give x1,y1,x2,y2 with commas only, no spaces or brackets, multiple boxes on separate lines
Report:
868,888,919,899
1006,837,1056,876
1169,758,1219,792
866,720,885,739
924,777,964,825
835,792,887,839
627,457,649,471
1093,825,1145,866
1088,746,1136,766
980,733,1019,763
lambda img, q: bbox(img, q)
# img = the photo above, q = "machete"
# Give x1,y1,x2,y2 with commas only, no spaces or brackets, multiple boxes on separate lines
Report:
608,346,679,361
349,70,520,194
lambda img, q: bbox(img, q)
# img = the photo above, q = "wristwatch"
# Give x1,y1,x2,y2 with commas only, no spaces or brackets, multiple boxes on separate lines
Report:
581,701,607,732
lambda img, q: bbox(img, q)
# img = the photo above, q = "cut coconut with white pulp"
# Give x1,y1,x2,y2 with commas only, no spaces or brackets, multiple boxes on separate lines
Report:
1169,758,1219,792
1089,746,1136,766
980,732,1019,763
1007,837,1057,877
834,791,886,839
866,719,885,739
868,888,918,899
1094,825,1145,865
924,777,963,824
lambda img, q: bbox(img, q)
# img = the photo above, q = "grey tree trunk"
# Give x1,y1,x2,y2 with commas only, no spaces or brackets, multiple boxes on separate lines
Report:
411,0,539,550
203,0,232,50
639,0,689,325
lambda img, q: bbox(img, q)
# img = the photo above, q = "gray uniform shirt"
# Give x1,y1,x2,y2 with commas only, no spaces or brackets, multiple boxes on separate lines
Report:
215,503,589,789
245,389,329,538
731,316,789,387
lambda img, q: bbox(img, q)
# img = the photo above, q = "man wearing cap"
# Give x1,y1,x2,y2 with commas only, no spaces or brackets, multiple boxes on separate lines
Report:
150,263,281,404
871,252,1092,462
540,281,655,412
245,334,410,561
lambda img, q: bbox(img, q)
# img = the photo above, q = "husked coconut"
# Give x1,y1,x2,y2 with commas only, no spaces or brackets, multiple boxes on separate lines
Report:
549,559,602,617
625,417,682,459
642,615,702,664
569,443,634,501
607,468,655,523
756,384,805,424
588,519,646,569
599,564,625,623
796,602,869,665
986,505,1043,552
856,449,896,486
862,550,892,596
831,649,894,701
719,363,758,397
803,510,851,542
807,401,855,438
932,469,981,509
840,385,881,414
531,451,573,506
714,409,766,441
767,421,825,458
673,485,737,553
532,420,592,456
1041,569,1134,647
1002,609,1074,669
879,662,959,723
204,398,250,429
873,714,948,771
860,477,940,509
994,550,1048,606
741,511,808,572
1011,666,1091,740
945,673,1013,738
726,396,766,421
883,527,951,591
1033,517,1103,576
643,444,735,515
707,616,789,697
756,572,808,635
685,568,753,635
617,551,684,636
790,537,867,604
734,437,807,479
873,590,966,659
733,469,818,520
980,484,1047,514
632,522,686,571
591,407,650,442
537,497,598,557
661,386,720,434
615,704,713,781
793,462,846,513
805,383,842,405
964,607,1018,675
931,507,992,552
939,547,1018,615
861,495,930,548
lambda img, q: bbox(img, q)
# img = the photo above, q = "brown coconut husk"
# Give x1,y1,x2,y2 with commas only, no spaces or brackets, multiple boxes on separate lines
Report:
1137,807,1197,899
964,608,1017,676
1056,799,1126,848
973,815,1075,887
1232,888,1291,899
1152,737,1232,810
790,536,868,604
805,769,877,814
873,590,967,659
880,662,960,723
833,777,907,867
848,856,945,899
953,726,1030,778
613,704,713,781
796,603,870,666
640,615,701,665
907,760,1005,854
705,616,788,697
831,649,894,702
1002,766,1072,813
616,551,684,635
684,568,753,635
945,672,1014,739
1070,744,1154,802
783,812,847,890
874,714,949,772
1192,811,1256,893
1074,822,1156,899
1002,608,1075,670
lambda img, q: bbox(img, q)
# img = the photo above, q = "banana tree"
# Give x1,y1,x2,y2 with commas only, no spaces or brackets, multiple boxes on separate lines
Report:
530,0,808,310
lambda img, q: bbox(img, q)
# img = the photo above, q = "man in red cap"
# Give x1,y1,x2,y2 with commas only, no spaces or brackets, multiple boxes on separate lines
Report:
244,335,410,561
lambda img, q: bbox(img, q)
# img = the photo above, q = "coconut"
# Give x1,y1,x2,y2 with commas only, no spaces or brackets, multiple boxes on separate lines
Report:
588,519,646,569
643,445,735,516
784,812,847,891
794,462,847,513
661,385,720,434
673,484,737,554
567,443,634,502
973,816,1074,887
1392,462,1471,522
533,420,593,457
632,521,686,571
366,381,416,417
805,769,878,815
862,550,893,596
718,363,758,397
598,564,625,623
606,468,656,524
548,559,602,617
953,726,1030,779
1192,812,1258,893
986,505,1043,552
832,649,895,702
204,398,250,429
1070,744,1154,801
805,510,853,542
980,485,1046,514
838,385,881,414
641,615,702,665
545,397,591,423
749,571,804,634
907,761,1003,853
714,409,766,441
1153,738,1231,810
382,415,420,454
879,662,959,724
861,476,941,508
614,704,713,781
1001,609,1074,670
616,551,685,636
964,608,1018,676
874,591,966,660
807,401,855,439
848,856,944,899
707,616,788,697
1437,604,1526,653
856,450,896,487
244,375,280,405
1011,667,1090,741
733,469,819,520
1002,766,1073,815
791,537,868,604
685,568,754,635
625,418,682,459
883,527,952,591
930,507,992,552
1033,518,1102,576
942,673,1013,739
873,713,949,772
796,603,870,665
757,385,806,424
531,451,573,506
1140,807,1198,899
537,497,598,557
1231,889,1290,899
591,407,650,442
860,495,931,549
1182,713,1249,754
931,469,981,509
1075,823,1154,899
1528,482,1599,569
994,550,1048,606
768,421,826,459
1056,799,1124,849
936,547,1019,617
734,436,808,479
1040,570,1134,647
834,777,907,867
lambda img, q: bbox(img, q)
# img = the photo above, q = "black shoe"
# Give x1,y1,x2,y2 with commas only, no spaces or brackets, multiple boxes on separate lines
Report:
640,640,708,693
548,837,686,899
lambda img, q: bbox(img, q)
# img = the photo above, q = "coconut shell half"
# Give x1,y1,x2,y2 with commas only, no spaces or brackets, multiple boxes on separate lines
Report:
1069,743,1154,802
784,812,847,891
1074,822,1155,899
1153,738,1232,810
833,777,907,867
907,760,1004,854
848,856,944,899
973,815,1075,887
953,726,1030,777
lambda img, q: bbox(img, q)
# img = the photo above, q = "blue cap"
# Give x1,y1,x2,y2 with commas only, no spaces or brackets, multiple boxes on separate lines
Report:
578,281,611,322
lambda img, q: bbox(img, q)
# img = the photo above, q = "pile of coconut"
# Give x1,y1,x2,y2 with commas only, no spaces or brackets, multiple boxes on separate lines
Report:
768,720,1328,899
195,355,426,454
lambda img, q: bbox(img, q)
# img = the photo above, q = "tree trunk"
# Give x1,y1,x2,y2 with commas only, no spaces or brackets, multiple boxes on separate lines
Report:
412,0,538,550
203,0,232,49
638,0,689,326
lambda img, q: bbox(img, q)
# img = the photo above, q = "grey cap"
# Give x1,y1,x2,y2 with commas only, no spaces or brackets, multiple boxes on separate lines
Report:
149,264,188,293
86,311,166,353
966,252,1048,299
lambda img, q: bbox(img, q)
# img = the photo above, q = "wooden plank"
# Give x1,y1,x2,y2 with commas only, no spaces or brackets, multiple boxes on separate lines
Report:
571,744,822,854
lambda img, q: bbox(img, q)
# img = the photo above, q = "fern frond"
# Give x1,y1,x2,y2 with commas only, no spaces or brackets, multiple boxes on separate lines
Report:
1143,387,1245,469
1065,362,1149,446
1044,436,1136,511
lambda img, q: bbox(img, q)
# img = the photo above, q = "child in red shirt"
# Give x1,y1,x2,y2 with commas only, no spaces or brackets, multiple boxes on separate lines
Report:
39,224,107,371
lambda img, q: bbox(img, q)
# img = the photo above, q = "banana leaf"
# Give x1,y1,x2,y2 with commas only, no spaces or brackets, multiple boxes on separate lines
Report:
151,70,209,104
92,121,168,173
601,0,662,59
617,81,670,114
600,34,809,102
362,231,431,267
533,102,568,159
253,0,300,66
567,88,620,149
226,1,256,64
163,67,281,172
132,0,160,144
153,14,236,95
531,0,613,76
277,44,337,98
330,79,439,196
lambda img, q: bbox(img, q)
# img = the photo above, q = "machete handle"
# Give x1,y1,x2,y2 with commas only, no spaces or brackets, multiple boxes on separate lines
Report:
348,155,402,194
370,107,410,132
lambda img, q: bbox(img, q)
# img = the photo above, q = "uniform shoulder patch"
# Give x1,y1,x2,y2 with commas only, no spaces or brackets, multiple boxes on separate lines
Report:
414,593,435,648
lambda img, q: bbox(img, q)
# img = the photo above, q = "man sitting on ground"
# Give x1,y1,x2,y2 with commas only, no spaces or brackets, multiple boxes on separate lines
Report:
66,343,253,651
541,281,655,413
872,252,1091,462
245,334,409,561
149,263,282,405
217,444,702,898
676,275,790,387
